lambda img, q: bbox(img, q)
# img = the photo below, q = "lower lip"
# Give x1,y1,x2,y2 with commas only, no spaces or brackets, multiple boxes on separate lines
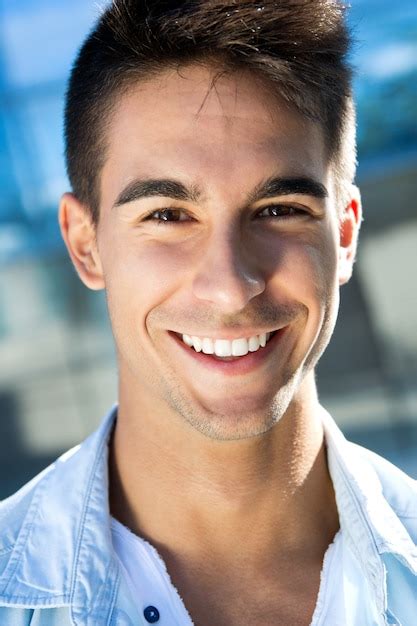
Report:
168,330,286,376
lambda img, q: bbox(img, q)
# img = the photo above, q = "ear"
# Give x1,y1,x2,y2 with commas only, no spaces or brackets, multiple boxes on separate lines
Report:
58,193,105,291
338,185,362,286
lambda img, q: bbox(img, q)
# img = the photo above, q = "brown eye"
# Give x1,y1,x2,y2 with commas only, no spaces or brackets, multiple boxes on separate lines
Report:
145,208,190,223
257,204,306,219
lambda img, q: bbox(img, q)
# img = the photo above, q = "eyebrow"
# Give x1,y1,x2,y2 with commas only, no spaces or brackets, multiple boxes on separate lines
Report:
113,175,328,208
248,176,328,203
113,179,201,207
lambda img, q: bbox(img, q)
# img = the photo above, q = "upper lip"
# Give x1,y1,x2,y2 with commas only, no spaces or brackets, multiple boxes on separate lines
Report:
171,329,280,340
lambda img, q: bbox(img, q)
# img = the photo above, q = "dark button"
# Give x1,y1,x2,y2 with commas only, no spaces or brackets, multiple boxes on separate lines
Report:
144,605,160,623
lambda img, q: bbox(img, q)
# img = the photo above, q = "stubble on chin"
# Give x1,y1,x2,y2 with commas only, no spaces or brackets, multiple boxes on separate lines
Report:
158,363,304,441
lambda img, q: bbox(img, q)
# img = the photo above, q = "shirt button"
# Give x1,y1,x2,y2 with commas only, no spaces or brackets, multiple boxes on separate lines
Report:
144,605,160,623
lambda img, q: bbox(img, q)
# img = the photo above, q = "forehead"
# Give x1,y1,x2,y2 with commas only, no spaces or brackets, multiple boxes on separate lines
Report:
100,64,329,208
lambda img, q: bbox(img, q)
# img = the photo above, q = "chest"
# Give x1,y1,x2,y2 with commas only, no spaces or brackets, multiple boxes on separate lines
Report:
171,563,321,626
111,518,345,626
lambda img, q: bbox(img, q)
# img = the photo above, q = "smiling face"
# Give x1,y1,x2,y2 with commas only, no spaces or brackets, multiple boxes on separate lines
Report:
60,63,360,440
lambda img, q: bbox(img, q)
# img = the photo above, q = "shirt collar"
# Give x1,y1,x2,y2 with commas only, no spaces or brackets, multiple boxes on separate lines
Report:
1,403,416,622
321,406,417,616
0,404,120,625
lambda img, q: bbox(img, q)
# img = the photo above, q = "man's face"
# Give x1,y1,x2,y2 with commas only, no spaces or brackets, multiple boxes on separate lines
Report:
81,65,356,439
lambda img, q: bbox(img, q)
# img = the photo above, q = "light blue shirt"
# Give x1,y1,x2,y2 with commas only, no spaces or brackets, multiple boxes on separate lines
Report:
0,404,416,625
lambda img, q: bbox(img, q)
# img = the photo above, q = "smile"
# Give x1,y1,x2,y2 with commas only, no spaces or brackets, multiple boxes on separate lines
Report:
169,328,286,375
180,332,275,358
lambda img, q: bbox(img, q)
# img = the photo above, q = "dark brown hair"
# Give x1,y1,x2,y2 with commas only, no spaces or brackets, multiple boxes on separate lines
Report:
64,0,356,225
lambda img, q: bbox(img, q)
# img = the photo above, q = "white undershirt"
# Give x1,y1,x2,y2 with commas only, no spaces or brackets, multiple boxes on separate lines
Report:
111,517,347,625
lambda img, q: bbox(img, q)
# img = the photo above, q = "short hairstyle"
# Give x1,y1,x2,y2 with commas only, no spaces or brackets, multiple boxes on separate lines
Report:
64,0,356,226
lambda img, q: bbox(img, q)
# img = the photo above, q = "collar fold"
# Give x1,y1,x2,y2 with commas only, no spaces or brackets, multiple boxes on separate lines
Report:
322,406,417,617
0,405,120,625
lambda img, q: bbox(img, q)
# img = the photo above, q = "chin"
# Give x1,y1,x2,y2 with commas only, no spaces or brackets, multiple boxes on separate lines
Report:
181,378,299,441
186,411,278,441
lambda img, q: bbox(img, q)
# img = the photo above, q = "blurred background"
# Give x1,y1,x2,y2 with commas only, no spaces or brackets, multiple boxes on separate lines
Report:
0,0,416,498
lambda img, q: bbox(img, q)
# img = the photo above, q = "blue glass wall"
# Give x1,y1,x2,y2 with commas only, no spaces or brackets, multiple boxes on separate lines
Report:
351,0,417,161
0,0,96,260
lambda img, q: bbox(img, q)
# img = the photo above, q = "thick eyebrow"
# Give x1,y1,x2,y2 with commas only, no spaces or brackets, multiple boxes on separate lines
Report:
248,176,328,203
113,178,202,208
112,175,328,209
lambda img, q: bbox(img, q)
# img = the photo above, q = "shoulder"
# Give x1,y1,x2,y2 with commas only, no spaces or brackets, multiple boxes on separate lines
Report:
0,407,118,616
351,442,417,512
0,606,72,625
350,441,417,538
0,462,56,565
0,461,74,620
322,407,417,525
0,436,92,571
0,405,117,562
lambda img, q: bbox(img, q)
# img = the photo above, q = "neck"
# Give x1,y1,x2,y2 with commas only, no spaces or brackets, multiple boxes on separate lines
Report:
109,373,339,565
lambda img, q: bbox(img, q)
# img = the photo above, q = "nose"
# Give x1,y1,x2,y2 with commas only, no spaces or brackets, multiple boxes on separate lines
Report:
191,226,266,313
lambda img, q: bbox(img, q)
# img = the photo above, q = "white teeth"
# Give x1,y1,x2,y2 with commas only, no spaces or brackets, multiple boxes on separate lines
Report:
214,339,232,357
248,336,260,352
191,336,202,352
202,337,214,354
232,338,249,357
183,334,193,347
181,331,275,357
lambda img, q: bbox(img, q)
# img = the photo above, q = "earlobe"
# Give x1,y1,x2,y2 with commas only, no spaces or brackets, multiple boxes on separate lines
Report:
58,193,105,291
338,185,362,286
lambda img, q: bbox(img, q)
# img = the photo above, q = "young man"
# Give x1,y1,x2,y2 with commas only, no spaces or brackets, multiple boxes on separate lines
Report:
0,1,416,624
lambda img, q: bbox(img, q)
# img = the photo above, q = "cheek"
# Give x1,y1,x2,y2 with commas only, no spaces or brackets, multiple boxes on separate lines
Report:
103,236,195,314
303,243,337,301
273,235,339,367
271,231,338,309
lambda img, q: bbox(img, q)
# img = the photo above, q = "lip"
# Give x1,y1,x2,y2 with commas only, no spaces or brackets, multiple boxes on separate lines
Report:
171,329,277,341
168,328,286,376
